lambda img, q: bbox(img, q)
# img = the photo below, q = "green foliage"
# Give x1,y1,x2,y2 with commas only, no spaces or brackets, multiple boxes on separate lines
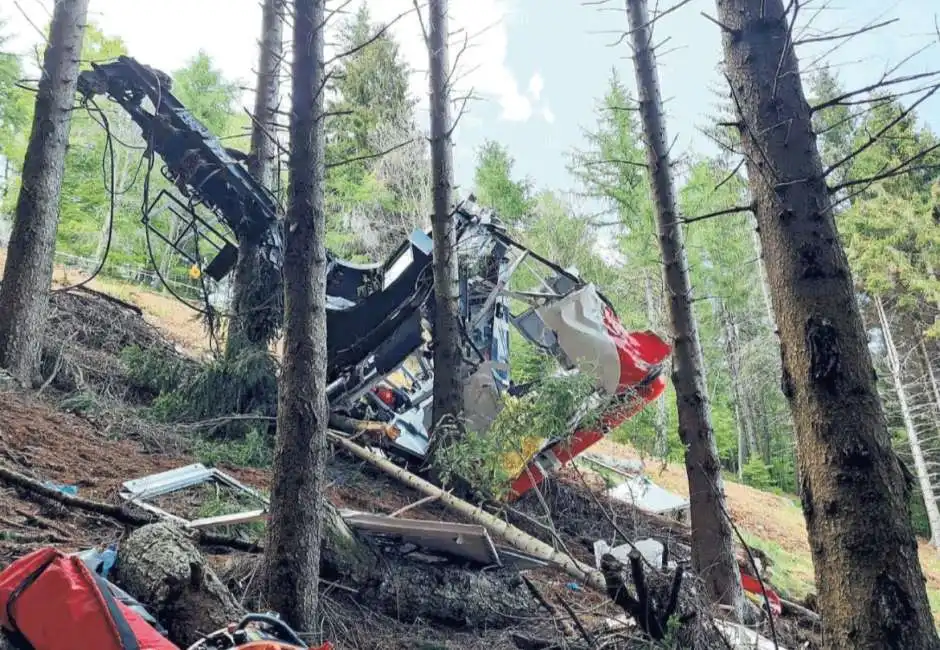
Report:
123,343,276,438
0,21,31,172
151,351,278,434
121,344,192,396
472,140,534,226
194,428,272,469
324,4,421,259
171,51,239,136
434,373,598,499
569,68,650,226
741,457,775,491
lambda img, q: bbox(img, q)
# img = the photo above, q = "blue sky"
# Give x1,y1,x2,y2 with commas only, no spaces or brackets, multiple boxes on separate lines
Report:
452,0,940,193
4,0,939,196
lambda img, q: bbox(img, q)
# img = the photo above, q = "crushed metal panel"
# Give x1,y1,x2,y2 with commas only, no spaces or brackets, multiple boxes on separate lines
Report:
606,475,689,516
344,512,501,566
120,464,268,528
120,463,215,501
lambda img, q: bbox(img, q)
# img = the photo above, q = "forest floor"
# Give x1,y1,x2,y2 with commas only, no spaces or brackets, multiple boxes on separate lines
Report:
0,250,935,643
590,438,940,619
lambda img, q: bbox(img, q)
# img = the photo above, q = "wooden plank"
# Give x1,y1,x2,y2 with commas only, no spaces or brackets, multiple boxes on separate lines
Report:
187,509,268,530
344,513,501,566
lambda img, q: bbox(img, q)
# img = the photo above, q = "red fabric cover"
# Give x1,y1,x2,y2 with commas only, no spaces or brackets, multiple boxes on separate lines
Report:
740,573,783,616
0,547,178,650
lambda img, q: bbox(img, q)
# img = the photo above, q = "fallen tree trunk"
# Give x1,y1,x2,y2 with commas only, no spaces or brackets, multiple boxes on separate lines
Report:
318,498,538,628
115,524,245,648
330,432,606,591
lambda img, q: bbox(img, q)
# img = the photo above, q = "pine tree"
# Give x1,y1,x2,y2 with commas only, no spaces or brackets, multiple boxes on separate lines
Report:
713,0,940,644
0,0,91,385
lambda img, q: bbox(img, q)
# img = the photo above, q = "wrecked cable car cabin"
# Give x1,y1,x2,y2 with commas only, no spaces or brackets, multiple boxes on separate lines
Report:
76,55,671,500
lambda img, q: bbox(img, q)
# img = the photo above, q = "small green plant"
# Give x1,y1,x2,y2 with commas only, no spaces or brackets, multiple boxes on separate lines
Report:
433,372,600,499
59,390,101,415
194,427,272,468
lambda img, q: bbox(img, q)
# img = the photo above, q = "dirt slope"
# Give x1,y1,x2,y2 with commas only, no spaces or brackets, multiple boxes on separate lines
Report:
591,438,940,617
0,248,209,352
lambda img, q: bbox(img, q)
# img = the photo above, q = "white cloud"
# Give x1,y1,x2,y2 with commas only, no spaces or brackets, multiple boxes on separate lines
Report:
363,0,532,122
527,72,544,101
2,0,534,126
541,106,555,124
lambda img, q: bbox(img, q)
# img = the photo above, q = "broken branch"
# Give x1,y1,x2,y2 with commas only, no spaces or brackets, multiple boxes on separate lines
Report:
681,203,754,225
521,574,576,637
328,432,607,591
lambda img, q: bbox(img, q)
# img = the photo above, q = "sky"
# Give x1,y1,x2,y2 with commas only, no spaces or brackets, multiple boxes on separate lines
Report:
3,0,939,196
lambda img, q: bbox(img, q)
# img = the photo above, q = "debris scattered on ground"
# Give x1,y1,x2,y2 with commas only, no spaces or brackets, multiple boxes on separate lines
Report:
0,287,825,649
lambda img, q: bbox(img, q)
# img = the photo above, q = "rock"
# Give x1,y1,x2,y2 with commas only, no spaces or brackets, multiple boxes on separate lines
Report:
114,523,245,647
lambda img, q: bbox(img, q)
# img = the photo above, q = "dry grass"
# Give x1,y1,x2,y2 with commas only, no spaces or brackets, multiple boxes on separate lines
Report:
0,248,210,353
592,438,940,622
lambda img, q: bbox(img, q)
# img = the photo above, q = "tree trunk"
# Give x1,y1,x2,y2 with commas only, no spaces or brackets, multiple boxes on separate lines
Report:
0,0,90,386
226,0,285,356
115,523,246,648
120,515,536,647
427,0,463,430
876,298,940,547
920,337,940,426
723,307,757,467
624,0,745,619
262,0,329,635
645,273,669,458
749,213,777,334
713,0,940,646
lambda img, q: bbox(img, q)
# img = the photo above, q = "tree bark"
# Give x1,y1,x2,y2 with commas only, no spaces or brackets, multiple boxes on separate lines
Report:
0,0,90,386
645,272,669,459
920,337,940,427
262,0,329,635
624,0,745,620
226,0,285,356
427,0,463,430
713,0,940,646
876,298,940,547
115,524,245,648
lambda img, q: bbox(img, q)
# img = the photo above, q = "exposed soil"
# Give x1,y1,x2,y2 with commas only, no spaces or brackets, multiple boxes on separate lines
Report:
0,273,819,648
591,438,811,554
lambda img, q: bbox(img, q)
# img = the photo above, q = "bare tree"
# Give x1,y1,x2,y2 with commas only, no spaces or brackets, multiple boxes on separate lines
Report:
262,0,329,634
623,0,745,619
712,0,940,646
426,0,463,429
875,296,940,547
227,0,286,356
0,0,90,385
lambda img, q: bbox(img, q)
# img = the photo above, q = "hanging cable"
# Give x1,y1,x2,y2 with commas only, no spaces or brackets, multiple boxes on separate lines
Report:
53,98,117,293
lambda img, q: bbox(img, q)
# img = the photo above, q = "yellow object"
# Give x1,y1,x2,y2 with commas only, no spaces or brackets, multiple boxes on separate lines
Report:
385,369,412,391
500,436,545,478
189,264,201,280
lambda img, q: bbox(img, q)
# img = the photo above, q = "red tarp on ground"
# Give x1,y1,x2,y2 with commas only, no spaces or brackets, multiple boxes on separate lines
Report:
0,547,178,650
